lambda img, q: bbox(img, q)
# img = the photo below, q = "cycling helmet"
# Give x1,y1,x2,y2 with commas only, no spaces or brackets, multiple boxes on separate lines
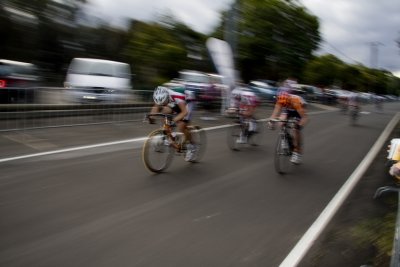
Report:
153,86,169,105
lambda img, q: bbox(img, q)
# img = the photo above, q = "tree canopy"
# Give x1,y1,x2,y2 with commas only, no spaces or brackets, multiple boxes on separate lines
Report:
1,0,399,94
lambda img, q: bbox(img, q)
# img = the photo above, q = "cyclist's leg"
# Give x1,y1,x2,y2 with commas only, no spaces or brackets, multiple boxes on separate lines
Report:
180,102,194,144
243,106,257,132
177,120,191,143
293,127,302,153
285,110,299,150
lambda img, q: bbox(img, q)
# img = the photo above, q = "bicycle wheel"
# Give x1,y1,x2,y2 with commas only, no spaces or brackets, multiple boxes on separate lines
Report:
187,125,207,162
274,134,292,174
227,124,243,151
142,129,174,173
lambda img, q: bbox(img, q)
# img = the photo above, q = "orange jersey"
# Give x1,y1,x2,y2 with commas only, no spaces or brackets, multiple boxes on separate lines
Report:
276,94,305,113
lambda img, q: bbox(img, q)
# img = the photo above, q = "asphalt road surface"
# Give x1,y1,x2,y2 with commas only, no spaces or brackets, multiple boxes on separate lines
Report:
0,102,399,267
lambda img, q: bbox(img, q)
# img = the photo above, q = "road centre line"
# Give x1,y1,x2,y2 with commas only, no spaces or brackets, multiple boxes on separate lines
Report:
0,138,148,163
279,112,400,267
0,109,338,164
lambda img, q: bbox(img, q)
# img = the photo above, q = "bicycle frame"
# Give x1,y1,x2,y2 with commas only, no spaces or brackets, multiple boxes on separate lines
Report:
147,113,184,151
271,119,296,142
227,109,261,150
270,118,297,174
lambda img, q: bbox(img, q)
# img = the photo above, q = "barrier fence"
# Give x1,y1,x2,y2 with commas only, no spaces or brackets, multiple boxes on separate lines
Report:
0,87,228,131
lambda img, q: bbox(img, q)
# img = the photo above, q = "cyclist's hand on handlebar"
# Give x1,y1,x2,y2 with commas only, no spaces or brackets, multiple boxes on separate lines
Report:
167,120,176,127
146,115,156,124
143,114,157,124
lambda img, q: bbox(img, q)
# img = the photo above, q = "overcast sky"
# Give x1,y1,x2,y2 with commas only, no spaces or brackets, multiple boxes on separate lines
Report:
90,0,400,77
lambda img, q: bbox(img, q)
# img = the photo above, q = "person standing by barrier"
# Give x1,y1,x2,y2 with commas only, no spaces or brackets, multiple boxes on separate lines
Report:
389,139,400,183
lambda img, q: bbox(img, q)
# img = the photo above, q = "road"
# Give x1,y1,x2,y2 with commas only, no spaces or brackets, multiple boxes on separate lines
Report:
0,103,399,267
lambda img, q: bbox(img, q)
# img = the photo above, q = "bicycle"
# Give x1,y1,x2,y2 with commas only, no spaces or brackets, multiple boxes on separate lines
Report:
142,113,207,173
268,118,297,174
226,109,263,151
349,105,359,125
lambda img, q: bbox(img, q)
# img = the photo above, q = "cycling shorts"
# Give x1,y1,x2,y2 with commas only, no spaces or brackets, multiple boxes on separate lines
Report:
284,109,302,130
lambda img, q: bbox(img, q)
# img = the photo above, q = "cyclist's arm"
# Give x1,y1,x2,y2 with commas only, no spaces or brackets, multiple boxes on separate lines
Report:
295,104,308,126
270,102,282,119
173,101,188,123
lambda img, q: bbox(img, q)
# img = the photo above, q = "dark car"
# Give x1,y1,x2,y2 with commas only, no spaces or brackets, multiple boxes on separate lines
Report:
0,59,41,103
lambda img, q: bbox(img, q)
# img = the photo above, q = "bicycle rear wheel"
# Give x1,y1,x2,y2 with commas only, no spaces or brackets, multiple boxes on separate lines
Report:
142,129,174,173
249,121,264,146
350,108,358,125
274,134,292,174
227,124,243,151
187,125,207,162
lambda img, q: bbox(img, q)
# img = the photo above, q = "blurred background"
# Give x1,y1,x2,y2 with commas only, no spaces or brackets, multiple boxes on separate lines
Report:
0,0,399,106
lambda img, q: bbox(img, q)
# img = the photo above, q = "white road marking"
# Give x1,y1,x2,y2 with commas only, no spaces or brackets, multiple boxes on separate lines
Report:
0,109,366,164
0,137,147,163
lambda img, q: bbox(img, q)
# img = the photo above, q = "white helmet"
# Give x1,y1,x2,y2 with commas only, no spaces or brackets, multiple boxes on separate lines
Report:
153,86,169,105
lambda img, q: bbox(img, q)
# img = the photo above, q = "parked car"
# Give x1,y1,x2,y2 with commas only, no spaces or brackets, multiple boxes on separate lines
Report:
64,58,132,103
292,84,323,103
0,59,41,103
179,70,222,110
248,80,279,104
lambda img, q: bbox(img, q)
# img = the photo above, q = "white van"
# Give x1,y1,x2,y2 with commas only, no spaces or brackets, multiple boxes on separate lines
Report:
64,58,132,103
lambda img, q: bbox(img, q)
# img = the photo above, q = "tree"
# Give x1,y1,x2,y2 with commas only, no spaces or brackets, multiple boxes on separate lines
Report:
219,0,321,82
123,20,188,90
302,54,345,87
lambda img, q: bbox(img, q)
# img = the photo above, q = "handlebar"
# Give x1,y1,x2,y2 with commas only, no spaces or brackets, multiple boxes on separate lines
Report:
267,119,298,131
268,118,297,124
145,113,174,119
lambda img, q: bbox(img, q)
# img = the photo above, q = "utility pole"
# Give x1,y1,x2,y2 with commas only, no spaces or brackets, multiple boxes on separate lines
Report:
369,41,383,69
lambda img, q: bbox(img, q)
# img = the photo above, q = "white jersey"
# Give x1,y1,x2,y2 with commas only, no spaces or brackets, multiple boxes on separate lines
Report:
230,87,259,109
165,88,194,121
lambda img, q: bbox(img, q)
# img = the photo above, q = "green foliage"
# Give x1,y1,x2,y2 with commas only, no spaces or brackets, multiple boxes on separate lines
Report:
123,21,194,90
235,0,321,81
303,54,400,95
350,213,395,266
1,0,398,92
302,55,345,87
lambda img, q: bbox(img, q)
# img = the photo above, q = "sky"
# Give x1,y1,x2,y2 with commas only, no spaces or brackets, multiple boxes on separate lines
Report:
89,0,400,77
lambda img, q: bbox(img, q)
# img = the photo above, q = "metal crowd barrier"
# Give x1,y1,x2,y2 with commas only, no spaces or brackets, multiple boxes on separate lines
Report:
0,87,155,131
0,87,225,131
374,183,400,267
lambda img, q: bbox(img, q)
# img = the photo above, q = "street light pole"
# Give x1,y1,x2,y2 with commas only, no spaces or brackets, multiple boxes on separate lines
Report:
369,41,383,69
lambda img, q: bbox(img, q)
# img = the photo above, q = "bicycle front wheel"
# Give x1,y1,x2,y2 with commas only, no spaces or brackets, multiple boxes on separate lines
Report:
142,129,174,173
188,125,207,162
274,134,292,174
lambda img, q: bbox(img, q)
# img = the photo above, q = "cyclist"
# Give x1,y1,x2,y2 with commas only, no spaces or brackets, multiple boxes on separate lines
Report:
269,79,308,164
228,85,260,143
149,86,196,161
347,91,360,111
